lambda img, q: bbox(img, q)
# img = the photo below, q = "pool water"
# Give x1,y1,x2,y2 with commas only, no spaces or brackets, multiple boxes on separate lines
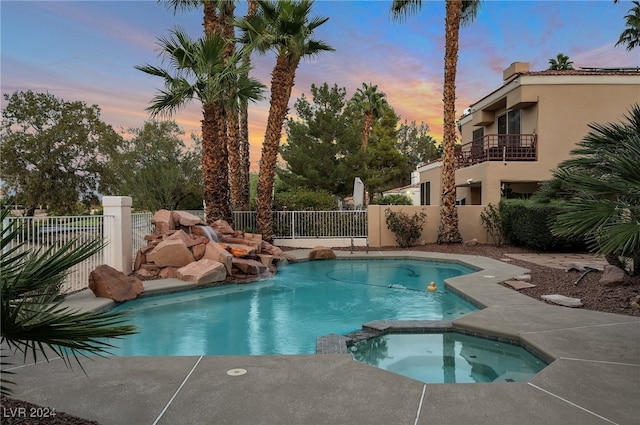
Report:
350,333,547,383
110,259,478,356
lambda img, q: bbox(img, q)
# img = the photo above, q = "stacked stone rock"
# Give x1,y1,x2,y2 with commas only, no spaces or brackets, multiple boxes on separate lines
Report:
133,210,294,286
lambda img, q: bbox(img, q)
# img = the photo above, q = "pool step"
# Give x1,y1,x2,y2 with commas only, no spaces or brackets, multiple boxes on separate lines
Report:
317,320,455,355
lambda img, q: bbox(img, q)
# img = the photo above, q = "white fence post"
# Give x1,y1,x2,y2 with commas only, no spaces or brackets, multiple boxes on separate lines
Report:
103,196,133,274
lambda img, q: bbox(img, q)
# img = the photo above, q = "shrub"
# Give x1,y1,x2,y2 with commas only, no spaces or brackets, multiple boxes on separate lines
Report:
385,208,427,248
371,194,413,205
273,188,338,211
500,199,584,251
480,203,506,247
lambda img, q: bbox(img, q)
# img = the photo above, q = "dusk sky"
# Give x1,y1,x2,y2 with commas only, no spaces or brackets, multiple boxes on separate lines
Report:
2,1,638,168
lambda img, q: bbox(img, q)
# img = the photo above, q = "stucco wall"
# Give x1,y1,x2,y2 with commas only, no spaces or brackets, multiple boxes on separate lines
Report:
456,78,639,209
367,205,490,247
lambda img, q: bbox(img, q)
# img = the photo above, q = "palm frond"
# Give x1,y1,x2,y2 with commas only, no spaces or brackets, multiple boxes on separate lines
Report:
1,211,137,395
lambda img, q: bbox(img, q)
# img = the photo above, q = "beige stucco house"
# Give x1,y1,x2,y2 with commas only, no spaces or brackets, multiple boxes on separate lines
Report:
418,62,640,208
370,62,639,246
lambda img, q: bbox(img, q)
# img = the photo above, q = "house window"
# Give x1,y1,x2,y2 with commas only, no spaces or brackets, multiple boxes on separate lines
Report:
471,128,484,160
497,109,521,147
420,182,430,205
508,109,521,135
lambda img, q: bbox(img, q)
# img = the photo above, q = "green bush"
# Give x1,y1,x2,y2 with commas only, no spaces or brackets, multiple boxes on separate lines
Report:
384,208,427,248
500,199,584,251
371,194,413,205
480,203,506,247
273,188,338,211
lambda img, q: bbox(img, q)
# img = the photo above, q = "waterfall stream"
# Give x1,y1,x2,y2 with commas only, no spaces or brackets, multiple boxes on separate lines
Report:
195,225,220,243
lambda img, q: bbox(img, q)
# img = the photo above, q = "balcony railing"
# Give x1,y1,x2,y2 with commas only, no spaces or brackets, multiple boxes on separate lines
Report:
455,134,537,168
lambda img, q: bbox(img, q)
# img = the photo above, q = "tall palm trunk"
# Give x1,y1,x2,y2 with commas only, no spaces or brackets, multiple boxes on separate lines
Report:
361,110,373,153
437,0,463,244
257,55,298,241
237,0,258,212
202,102,232,223
200,1,234,224
203,1,218,35
219,1,243,219
238,104,251,211
228,107,243,213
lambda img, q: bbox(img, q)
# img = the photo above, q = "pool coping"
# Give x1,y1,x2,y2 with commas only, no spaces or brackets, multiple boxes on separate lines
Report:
6,249,640,425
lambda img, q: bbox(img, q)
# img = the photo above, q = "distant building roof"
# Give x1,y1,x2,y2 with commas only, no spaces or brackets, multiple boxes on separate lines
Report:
522,67,640,77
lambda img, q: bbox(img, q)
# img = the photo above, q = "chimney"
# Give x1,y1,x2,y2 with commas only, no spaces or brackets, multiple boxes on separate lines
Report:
503,62,530,83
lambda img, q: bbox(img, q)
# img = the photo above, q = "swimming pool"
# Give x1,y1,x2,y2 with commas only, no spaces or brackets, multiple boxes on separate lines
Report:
109,259,478,356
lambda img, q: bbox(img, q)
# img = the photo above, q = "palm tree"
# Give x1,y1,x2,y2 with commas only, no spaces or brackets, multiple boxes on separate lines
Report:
535,105,640,276
1,210,137,395
237,0,334,241
237,0,259,212
616,0,640,51
352,83,387,153
351,83,387,206
391,0,480,244
136,30,263,224
548,53,574,70
162,0,246,221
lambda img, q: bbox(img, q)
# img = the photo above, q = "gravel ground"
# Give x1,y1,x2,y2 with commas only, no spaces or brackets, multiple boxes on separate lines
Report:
3,243,638,424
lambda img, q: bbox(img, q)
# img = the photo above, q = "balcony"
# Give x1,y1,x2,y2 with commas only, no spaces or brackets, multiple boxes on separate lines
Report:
455,134,537,168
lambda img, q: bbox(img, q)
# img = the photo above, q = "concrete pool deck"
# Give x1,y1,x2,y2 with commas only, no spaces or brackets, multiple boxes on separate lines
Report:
3,250,639,425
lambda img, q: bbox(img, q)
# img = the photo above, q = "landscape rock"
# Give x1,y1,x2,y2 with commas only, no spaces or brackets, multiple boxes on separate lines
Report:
257,254,274,267
172,210,204,227
309,246,336,260
134,210,291,284
211,219,235,235
147,238,195,268
504,280,536,290
151,209,175,235
599,264,626,286
177,259,227,284
221,236,263,251
89,265,144,302
192,243,206,261
136,263,160,278
202,243,233,274
134,250,146,271
191,225,220,242
225,243,257,257
244,233,263,243
541,294,583,308
159,267,179,279
167,229,201,248
562,262,604,272
464,238,478,246
233,258,268,276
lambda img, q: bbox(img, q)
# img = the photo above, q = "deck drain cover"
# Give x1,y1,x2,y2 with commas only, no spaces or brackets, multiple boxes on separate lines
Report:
483,275,496,278
226,368,247,376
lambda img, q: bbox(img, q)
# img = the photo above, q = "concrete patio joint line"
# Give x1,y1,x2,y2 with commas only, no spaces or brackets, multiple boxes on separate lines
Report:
152,355,203,425
413,384,426,425
4,356,62,371
558,357,640,367
527,382,619,425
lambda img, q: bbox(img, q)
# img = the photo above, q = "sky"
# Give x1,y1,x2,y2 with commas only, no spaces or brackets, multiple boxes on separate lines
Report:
1,0,638,169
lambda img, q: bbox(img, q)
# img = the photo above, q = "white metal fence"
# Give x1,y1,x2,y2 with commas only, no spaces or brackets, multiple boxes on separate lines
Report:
2,215,113,294
207,210,367,239
132,212,154,261
2,209,367,294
